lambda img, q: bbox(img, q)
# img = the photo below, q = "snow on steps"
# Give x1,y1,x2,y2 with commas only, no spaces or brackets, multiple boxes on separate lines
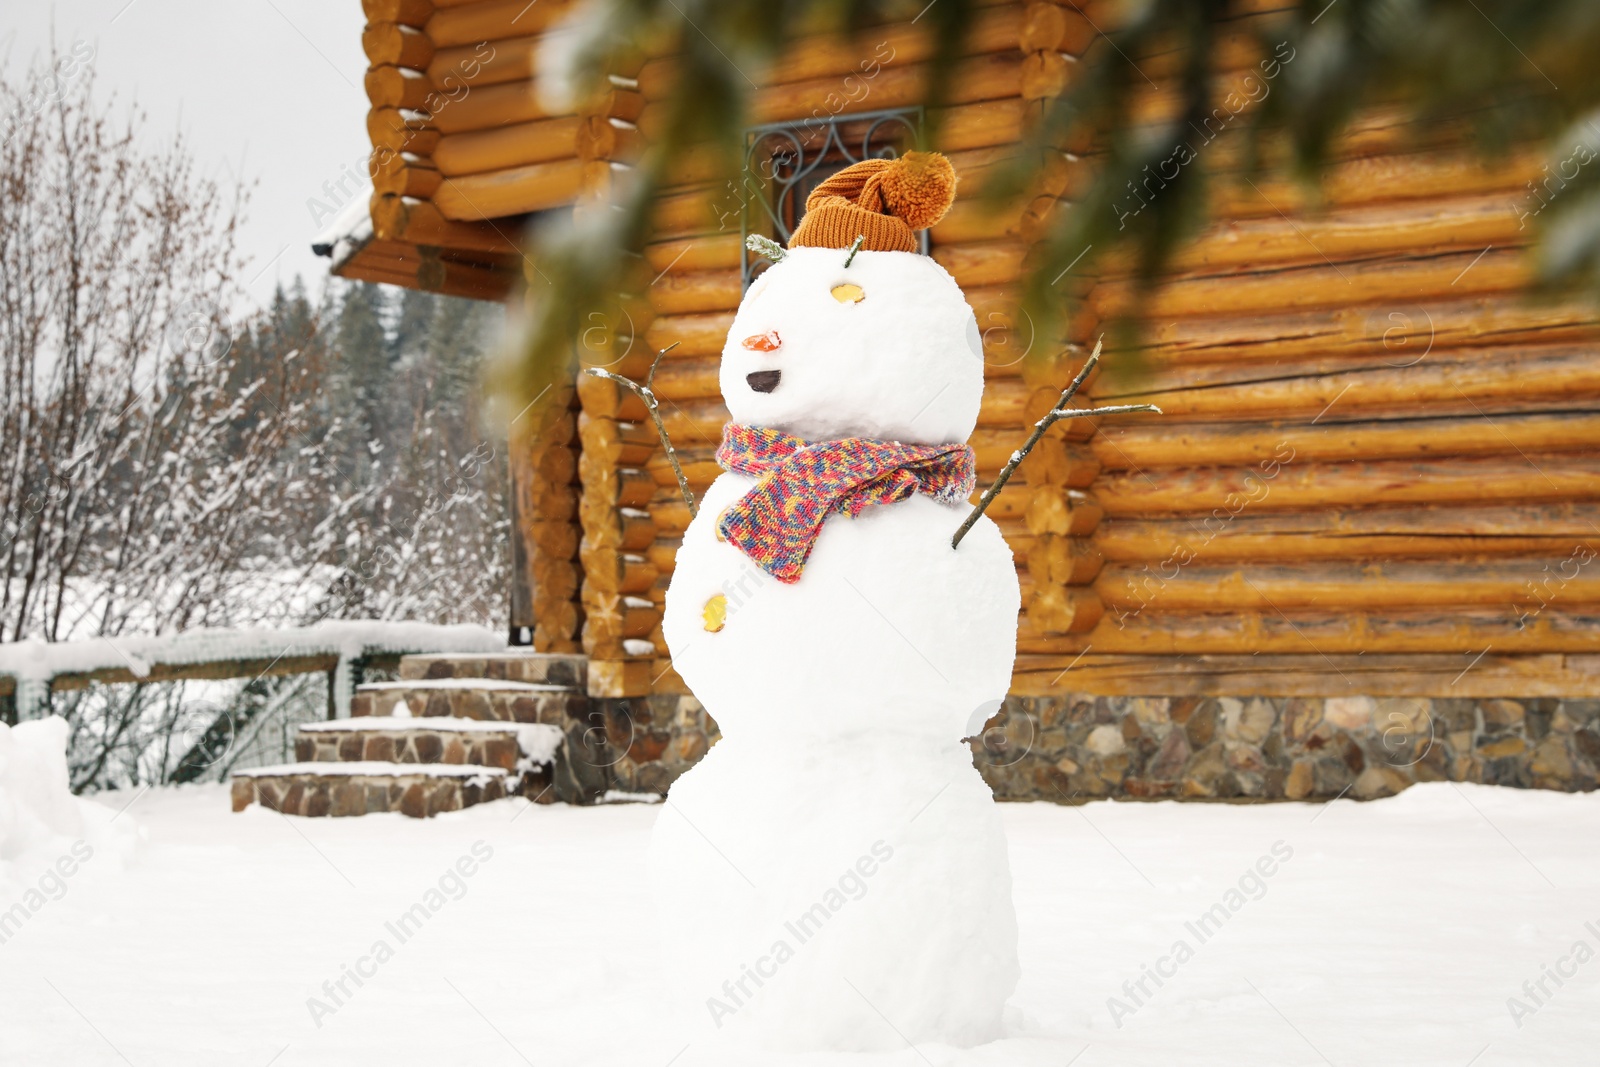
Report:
231,762,540,819
296,718,564,769
397,650,586,687
230,652,608,817
363,653,588,734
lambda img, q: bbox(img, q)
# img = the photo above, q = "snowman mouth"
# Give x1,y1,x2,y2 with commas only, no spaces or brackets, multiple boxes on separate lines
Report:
746,370,781,393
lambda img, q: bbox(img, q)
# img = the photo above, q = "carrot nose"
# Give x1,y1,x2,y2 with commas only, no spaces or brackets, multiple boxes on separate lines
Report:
741,330,781,352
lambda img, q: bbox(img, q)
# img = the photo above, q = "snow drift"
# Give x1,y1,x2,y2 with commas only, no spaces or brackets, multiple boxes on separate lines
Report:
0,717,139,894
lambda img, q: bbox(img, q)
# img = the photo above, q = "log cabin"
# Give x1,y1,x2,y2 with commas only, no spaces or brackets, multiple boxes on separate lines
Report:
316,0,1600,804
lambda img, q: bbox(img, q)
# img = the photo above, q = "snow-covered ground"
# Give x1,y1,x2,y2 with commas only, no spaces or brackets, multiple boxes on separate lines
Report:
1,783,1596,1066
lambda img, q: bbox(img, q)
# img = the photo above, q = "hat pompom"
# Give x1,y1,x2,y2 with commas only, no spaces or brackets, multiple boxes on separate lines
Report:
876,151,957,231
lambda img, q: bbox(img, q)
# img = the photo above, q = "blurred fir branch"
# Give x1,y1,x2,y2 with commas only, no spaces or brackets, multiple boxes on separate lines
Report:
997,0,1600,356
500,0,1600,409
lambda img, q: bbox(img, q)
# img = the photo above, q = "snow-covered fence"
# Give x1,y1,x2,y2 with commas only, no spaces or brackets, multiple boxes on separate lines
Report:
0,622,506,723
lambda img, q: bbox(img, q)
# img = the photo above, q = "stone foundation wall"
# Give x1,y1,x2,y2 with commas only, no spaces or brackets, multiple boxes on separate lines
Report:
601,693,1600,801
596,695,720,795
974,694,1600,801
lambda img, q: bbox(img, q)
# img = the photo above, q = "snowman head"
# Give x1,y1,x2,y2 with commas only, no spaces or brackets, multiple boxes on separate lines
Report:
720,153,984,446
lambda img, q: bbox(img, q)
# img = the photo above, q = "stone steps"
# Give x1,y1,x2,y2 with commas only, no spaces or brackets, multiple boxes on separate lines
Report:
350,678,586,724
398,650,586,687
231,652,609,817
295,718,562,770
231,762,539,818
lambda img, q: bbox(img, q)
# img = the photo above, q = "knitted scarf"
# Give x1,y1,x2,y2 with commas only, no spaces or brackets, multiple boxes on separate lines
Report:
714,423,976,584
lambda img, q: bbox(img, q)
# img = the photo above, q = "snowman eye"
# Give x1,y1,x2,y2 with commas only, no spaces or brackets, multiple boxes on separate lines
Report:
830,283,865,304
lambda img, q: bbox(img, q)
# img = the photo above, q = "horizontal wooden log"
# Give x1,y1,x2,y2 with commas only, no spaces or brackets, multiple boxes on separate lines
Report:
649,185,726,238
579,414,660,467
433,116,582,176
364,0,432,27
524,481,578,523
1091,247,1529,322
1096,503,1600,564
1027,583,1104,633
932,240,1025,289
1025,487,1104,537
580,595,661,642
587,658,654,699
1094,412,1600,472
371,154,442,198
930,194,1030,245
1022,1,1095,54
1028,532,1104,585
644,312,730,358
335,245,515,299
644,234,741,275
431,80,565,134
433,158,589,219
1022,607,1600,655
526,519,579,559
576,372,650,422
638,54,1025,138
1218,149,1541,218
368,194,521,254
579,548,659,595
1009,651,1600,697
1097,559,1600,613
366,107,440,154
365,65,432,110
429,35,536,89
768,5,1062,84
1095,453,1600,517
640,14,1035,97
1101,191,1527,278
582,507,657,553
1021,49,1073,100
648,268,741,316
534,604,585,646
1095,348,1600,423
577,115,645,162
363,23,433,68
426,0,568,48
1020,434,1101,487
938,97,1030,153
1111,296,1600,369
578,461,657,510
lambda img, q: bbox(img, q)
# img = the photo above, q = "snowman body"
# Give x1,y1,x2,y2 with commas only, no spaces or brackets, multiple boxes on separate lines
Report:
651,246,1021,1049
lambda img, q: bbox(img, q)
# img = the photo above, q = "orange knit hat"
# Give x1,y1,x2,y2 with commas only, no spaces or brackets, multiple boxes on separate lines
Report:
788,151,958,253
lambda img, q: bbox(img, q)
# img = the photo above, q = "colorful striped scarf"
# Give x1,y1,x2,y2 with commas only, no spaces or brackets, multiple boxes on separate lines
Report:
714,423,976,584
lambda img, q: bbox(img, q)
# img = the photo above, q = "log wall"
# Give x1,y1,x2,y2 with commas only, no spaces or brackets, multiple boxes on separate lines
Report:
336,0,1600,719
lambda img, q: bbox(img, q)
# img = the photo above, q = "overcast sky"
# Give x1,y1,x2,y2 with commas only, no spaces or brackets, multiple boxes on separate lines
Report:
6,0,370,308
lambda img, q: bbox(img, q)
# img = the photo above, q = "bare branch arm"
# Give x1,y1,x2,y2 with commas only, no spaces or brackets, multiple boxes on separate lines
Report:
951,336,1160,549
584,342,698,518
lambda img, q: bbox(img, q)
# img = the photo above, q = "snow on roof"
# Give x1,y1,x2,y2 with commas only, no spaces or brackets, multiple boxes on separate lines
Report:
0,621,506,687
310,188,375,270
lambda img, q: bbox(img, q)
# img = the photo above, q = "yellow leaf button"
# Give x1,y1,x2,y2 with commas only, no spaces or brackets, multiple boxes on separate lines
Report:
702,594,728,633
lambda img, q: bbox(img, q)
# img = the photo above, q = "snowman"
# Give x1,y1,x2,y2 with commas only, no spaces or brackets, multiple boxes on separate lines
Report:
649,152,1021,1050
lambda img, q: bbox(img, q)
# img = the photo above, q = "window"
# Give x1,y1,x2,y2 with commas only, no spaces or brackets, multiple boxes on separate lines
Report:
740,107,927,289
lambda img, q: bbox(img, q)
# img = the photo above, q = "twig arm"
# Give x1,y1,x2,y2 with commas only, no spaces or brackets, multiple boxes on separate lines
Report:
584,347,697,519
951,337,1160,549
